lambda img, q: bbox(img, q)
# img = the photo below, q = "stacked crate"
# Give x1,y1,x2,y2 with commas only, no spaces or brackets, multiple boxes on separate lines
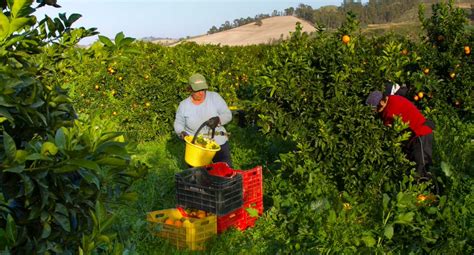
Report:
147,163,263,250
206,163,263,233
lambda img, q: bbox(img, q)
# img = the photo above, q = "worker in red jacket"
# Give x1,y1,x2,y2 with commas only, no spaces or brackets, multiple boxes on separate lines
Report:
366,91,434,181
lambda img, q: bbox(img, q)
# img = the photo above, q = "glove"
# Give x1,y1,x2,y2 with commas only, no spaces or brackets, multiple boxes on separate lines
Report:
179,131,188,140
205,116,220,129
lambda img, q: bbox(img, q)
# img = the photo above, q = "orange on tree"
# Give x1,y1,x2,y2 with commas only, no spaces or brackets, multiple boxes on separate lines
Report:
449,72,456,79
423,68,430,75
401,49,408,55
464,46,471,55
145,102,151,107
94,84,100,90
342,35,350,44
414,95,419,101
418,92,424,99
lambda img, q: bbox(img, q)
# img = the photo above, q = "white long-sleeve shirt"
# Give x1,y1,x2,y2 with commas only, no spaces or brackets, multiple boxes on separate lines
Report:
174,91,232,145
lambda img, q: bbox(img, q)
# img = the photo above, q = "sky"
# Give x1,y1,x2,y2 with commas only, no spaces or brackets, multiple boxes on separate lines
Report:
34,0,366,45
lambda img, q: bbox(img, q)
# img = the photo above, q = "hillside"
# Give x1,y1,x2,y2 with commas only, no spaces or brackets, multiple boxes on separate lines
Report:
169,16,316,46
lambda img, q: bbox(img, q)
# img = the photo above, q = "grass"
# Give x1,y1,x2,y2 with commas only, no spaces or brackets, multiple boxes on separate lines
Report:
111,119,294,254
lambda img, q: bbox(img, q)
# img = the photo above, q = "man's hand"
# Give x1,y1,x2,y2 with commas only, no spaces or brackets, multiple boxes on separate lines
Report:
179,131,188,140
206,116,220,129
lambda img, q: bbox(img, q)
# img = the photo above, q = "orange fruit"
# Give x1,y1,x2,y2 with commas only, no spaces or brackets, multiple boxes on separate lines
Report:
145,102,151,107
174,220,183,228
418,92,424,99
417,194,427,202
423,68,429,75
464,46,471,55
414,95,419,101
197,210,206,219
94,84,100,90
401,49,408,55
342,35,350,44
112,111,117,116
164,218,174,225
449,72,456,79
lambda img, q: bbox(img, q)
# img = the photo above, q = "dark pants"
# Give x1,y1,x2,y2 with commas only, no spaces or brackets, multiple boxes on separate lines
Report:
213,142,232,168
406,133,433,178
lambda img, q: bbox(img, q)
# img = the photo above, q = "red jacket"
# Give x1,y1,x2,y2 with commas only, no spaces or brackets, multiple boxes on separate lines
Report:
381,95,432,137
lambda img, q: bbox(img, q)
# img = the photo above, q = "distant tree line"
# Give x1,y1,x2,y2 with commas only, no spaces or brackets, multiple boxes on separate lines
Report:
207,13,275,34
207,0,472,34
298,0,422,29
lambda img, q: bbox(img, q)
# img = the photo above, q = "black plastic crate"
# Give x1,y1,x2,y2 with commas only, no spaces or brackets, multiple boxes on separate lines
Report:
175,167,243,216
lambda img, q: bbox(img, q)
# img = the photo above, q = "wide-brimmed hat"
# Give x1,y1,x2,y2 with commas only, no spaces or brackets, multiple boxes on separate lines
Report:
189,73,208,91
366,91,383,107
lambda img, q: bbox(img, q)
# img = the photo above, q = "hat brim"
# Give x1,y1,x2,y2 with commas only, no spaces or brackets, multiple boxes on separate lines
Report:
191,83,208,91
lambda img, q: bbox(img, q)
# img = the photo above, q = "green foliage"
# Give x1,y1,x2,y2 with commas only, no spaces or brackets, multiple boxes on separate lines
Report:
2,0,471,253
0,1,145,253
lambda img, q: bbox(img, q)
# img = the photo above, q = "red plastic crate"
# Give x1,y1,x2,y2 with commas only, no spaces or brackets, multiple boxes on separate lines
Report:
238,199,264,230
234,166,263,203
205,163,264,231
216,208,244,233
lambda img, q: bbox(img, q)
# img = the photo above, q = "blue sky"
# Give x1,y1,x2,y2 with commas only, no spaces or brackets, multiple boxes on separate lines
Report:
34,0,365,44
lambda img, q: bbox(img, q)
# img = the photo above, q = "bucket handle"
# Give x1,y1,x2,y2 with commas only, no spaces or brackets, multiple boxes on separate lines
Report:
191,121,216,144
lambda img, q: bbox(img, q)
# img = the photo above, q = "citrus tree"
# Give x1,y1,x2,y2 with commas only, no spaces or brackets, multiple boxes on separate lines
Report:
0,1,146,253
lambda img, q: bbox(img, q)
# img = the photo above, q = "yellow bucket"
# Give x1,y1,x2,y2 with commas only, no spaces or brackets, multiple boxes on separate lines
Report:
184,136,221,167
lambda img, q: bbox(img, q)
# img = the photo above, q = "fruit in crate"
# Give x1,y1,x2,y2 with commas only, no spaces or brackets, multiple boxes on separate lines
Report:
164,218,174,225
197,210,207,219
174,220,183,228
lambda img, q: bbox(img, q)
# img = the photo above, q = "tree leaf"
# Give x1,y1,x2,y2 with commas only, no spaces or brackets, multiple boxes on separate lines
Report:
41,222,51,239
441,161,451,177
383,193,390,211
6,214,16,243
395,212,414,224
55,128,66,150
245,207,259,218
98,35,114,47
9,17,34,34
4,165,25,173
67,14,82,26
53,212,71,232
3,131,17,160
11,0,33,18
384,224,394,240
0,12,10,39
114,32,124,46
79,169,100,189
362,235,376,247
0,107,13,123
